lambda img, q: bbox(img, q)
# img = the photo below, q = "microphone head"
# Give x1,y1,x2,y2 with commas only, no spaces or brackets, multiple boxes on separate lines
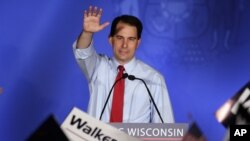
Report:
128,75,135,80
123,73,128,78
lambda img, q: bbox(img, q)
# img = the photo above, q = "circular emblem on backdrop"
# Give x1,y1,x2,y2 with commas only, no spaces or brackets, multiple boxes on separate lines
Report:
144,0,208,40
112,0,245,66
141,0,211,66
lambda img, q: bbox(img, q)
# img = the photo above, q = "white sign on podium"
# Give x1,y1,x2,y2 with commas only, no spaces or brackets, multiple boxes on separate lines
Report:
61,107,141,141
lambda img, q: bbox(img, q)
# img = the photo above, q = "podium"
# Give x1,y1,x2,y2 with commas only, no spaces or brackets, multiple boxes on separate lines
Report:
28,107,188,141
61,107,188,141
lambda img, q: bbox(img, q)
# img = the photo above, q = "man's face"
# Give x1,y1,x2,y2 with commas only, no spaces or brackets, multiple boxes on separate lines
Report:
109,22,141,65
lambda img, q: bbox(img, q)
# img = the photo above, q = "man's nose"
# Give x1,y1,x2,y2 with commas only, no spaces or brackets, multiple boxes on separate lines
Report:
122,39,128,48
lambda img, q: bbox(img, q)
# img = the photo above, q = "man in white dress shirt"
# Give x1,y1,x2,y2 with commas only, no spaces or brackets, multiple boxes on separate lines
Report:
73,6,174,123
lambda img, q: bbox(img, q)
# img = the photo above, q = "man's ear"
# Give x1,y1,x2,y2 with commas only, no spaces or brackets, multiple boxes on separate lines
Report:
137,39,141,48
108,37,113,45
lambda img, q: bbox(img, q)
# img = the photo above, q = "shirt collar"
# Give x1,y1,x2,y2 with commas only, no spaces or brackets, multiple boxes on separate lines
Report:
112,57,136,74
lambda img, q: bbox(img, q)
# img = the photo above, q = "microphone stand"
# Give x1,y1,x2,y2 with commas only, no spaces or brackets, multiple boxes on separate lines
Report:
99,73,128,121
128,75,164,123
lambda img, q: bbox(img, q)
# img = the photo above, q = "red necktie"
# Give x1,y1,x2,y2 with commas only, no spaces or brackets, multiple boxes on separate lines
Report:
110,65,125,122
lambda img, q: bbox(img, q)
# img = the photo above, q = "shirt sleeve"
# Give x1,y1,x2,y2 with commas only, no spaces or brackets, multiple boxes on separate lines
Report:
73,40,99,82
151,75,175,123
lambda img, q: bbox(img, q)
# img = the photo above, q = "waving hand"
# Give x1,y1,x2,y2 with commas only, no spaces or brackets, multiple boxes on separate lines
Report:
77,6,109,48
83,6,109,33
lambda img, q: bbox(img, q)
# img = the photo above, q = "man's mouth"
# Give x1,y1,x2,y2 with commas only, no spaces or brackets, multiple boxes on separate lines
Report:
119,50,128,55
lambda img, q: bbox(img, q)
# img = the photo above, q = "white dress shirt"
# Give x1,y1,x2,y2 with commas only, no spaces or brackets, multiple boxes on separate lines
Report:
73,41,174,123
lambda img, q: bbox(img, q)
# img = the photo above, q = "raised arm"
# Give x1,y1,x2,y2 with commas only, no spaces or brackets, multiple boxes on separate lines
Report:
76,6,110,49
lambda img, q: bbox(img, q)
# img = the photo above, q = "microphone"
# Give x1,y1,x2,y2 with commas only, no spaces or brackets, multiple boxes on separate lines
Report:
128,74,164,123
99,73,128,121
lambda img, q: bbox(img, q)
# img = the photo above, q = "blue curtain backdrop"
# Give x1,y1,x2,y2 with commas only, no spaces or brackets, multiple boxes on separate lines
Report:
0,0,250,140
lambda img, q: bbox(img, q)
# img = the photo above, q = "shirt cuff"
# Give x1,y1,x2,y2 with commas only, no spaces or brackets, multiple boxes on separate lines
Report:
73,40,94,59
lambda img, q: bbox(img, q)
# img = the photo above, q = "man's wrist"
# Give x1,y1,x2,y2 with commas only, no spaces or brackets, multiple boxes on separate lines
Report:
76,31,93,48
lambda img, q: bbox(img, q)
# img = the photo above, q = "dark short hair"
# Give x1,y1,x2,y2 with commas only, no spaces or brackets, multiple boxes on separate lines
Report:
109,15,143,39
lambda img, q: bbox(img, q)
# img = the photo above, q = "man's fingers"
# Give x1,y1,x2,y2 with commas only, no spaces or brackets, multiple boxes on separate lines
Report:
97,8,103,18
100,22,110,30
84,10,87,18
88,5,92,16
86,6,101,17
93,6,98,16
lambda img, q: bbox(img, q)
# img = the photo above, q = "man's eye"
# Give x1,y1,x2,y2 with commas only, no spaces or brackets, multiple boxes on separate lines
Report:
116,36,123,40
129,38,136,41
